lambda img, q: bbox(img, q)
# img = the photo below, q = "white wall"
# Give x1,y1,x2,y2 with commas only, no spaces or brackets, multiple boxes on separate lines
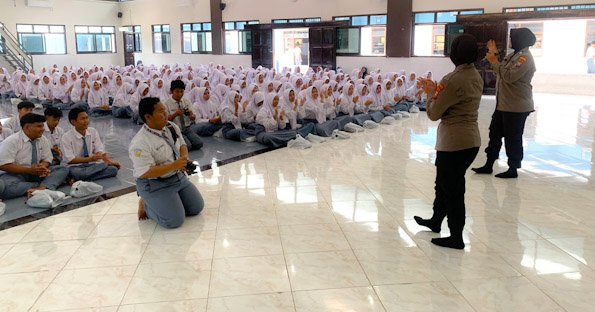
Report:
0,0,123,70
337,56,454,81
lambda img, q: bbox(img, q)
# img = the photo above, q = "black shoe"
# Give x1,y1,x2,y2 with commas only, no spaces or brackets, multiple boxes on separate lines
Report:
414,216,441,233
431,236,465,249
495,168,518,179
472,166,493,174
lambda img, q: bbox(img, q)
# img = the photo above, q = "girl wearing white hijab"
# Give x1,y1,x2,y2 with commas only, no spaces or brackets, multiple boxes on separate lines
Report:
88,81,111,116
255,93,316,148
70,78,90,111
53,74,72,109
219,91,242,130
406,79,427,111
280,88,301,130
0,75,15,101
390,77,412,112
13,73,28,99
150,78,169,102
131,83,150,124
38,74,54,107
112,75,134,118
350,84,375,126
240,91,264,125
190,87,224,137
26,76,41,103
300,86,338,137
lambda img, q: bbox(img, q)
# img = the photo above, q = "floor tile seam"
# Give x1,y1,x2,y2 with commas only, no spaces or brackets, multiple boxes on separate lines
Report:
272,206,298,312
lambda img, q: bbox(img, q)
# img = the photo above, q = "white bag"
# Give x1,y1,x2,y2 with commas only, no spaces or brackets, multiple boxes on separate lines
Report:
287,134,312,149
0,202,5,217
242,136,256,143
27,190,67,208
381,116,396,125
363,120,379,129
70,181,103,198
343,122,365,133
400,112,411,118
213,128,224,138
10,98,22,106
331,129,351,140
409,105,420,113
390,113,402,120
305,134,327,144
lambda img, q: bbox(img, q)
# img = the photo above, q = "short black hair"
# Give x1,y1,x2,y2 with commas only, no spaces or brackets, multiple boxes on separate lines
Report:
17,101,35,110
170,79,185,92
139,97,161,123
20,113,46,128
44,107,63,118
68,108,87,122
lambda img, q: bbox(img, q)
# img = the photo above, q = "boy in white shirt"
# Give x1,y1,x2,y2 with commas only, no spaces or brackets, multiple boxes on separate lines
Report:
43,107,64,166
61,108,120,182
2,101,35,133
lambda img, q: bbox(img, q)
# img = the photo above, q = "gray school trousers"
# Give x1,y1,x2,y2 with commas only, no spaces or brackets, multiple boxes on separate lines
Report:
136,172,204,229
0,165,69,200
68,163,118,182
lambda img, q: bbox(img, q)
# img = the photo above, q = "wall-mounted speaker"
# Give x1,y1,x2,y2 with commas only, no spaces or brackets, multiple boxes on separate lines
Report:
117,12,123,18
220,3,226,11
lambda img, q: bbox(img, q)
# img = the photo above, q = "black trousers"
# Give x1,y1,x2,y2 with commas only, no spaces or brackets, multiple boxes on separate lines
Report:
431,147,479,237
485,110,531,169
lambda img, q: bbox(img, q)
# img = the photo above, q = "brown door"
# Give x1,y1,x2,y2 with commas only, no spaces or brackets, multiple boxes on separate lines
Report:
309,27,336,69
461,21,509,95
123,32,135,66
251,29,273,69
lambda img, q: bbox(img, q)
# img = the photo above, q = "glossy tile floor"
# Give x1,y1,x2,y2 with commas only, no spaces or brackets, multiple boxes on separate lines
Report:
1,93,594,312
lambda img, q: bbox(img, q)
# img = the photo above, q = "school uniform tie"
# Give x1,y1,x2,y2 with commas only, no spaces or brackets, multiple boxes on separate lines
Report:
82,137,90,157
177,101,187,128
30,140,38,165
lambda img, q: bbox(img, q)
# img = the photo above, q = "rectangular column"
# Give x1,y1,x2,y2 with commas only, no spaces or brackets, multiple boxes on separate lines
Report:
387,0,412,57
210,0,223,55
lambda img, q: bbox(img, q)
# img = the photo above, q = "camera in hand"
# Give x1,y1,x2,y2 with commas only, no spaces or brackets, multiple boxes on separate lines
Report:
185,161,197,174
183,108,191,116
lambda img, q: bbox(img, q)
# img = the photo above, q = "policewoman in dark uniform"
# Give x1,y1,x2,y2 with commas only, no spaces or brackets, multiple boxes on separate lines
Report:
473,28,537,178
414,34,483,250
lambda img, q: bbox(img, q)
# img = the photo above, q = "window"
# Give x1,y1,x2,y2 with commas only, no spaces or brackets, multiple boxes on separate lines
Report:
508,21,544,56
152,24,171,53
16,24,66,54
75,25,115,53
182,22,212,53
272,18,321,24
334,15,387,56
412,9,484,56
224,20,258,54
122,25,142,52
504,4,595,13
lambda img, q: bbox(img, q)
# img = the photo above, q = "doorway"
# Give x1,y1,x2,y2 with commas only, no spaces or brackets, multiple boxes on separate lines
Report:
273,28,309,72
123,32,135,66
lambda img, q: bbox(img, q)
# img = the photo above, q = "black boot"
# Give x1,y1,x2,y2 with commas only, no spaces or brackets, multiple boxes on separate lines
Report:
414,216,441,233
472,158,496,174
431,231,464,249
495,167,518,179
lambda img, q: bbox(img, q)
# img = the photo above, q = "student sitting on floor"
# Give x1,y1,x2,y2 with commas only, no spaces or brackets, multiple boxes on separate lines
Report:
87,81,112,117
0,113,69,199
70,78,90,111
190,87,223,137
61,108,120,182
38,74,54,108
26,77,41,104
163,80,203,151
0,123,13,143
3,101,35,133
111,74,134,118
43,107,65,166
130,97,204,229
52,74,73,110
12,74,28,100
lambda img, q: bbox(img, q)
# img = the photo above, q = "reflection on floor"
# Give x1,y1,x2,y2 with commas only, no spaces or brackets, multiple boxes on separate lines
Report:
0,93,594,311
0,102,270,227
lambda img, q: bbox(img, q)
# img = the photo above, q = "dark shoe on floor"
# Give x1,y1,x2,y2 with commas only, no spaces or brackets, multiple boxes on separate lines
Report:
431,236,465,250
414,216,441,233
495,168,518,179
472,166,493,174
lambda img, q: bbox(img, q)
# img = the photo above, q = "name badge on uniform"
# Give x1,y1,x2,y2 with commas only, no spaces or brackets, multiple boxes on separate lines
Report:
515,56,527,68
433,83,445,101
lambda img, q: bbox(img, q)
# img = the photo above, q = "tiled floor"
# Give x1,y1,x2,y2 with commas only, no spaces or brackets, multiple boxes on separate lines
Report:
0,93,594,311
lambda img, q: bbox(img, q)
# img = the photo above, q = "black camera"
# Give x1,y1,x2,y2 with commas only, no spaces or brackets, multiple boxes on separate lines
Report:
183,108,191,116
185,161,197,175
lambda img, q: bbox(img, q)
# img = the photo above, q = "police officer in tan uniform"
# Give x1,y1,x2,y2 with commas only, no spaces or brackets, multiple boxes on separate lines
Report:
414,34,483,250
473,28,537,178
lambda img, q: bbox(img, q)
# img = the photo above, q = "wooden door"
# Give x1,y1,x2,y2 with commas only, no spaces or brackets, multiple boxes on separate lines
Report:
309,27,336,69
123,33,135,66
251,29,273,69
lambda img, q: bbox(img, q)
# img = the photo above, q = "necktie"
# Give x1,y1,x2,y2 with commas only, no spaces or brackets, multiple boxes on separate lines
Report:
82,136,90,157
30,140,38,165
178,101,187,128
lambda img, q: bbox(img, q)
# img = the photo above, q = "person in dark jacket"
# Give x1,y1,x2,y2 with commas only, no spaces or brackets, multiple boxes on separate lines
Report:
414,34,483,250
473,28,537,178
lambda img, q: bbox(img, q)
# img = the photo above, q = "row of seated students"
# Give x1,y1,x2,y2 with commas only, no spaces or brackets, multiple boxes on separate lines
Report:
0,64,429,151
0,101,120,200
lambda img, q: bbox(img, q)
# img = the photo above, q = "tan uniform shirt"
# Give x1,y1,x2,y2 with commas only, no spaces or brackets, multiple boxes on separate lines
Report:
427,64,483,152
493,47,536,113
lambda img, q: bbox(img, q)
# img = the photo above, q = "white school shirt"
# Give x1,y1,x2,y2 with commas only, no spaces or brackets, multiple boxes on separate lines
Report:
60,127,104,165
0,131,52,167
164,97,193,129
3,116,21,133
0,128,14,143
43,123,64,148
129,122,186,179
